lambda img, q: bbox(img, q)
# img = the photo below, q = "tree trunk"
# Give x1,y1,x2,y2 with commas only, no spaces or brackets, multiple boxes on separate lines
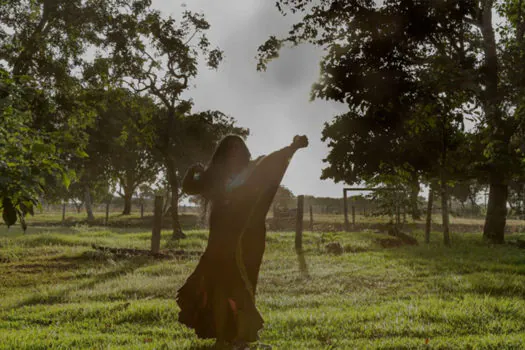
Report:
516,188,521,219
409,172,421,220
84,185,95,222
441,181,451,247
480,2,508,243
519,185,525,220
122,187,133,215
121,172,137,215
163,183,171,215
13,2,53,77
507,199,515,217
166,158,186,239
483,174,508,244
440,98,450,247
425,185,434,244
74,201,83,213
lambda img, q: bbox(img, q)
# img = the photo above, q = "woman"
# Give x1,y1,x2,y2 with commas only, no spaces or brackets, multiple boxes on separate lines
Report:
177,134,308,348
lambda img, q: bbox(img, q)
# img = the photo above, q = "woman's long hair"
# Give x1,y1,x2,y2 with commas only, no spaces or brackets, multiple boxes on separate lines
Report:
200,135,251,199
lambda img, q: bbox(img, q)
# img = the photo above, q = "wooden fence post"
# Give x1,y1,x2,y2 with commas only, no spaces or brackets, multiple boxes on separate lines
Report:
105,202,110,226
295,196,304,251
309,205,313,231
62,203,66,225
140,202,144,219
425,187,434,244
151,196,163,255
352,206,356,227
343,190,349,232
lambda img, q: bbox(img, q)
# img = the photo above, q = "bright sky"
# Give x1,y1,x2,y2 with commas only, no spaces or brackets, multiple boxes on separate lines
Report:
152,0,348,198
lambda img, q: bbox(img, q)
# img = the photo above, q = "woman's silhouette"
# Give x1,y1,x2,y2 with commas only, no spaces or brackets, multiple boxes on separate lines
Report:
177,134,308,348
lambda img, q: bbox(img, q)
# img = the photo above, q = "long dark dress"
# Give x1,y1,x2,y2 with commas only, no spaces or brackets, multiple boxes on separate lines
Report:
176,145,299,343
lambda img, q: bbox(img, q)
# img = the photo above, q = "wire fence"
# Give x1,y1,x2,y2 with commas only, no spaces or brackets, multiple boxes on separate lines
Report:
24,195,525,234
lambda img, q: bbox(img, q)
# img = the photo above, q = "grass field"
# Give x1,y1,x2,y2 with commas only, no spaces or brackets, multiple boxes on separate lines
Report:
1,224,525,349
24,209,525,227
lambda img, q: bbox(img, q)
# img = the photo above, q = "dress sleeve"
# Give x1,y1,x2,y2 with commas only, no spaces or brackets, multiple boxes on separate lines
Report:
226,145,299,216
245,145,297,190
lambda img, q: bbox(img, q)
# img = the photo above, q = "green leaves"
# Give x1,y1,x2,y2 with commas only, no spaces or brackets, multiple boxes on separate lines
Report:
261,1,489,189
75,149,89,158
0,1,235,232
61,169,75,190
256,36,283,72
31,142,56,155
2,198,17,228
0,64,72,229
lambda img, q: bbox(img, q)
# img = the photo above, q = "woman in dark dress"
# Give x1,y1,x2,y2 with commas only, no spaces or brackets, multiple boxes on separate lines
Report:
176,134,308,348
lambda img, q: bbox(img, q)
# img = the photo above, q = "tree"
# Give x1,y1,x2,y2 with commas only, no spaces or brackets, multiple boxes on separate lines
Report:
258,0,525,243
0,0,155,226
507,178,525,217
98,7,224,238
273,186,295,210
264,1,470,238
0,68,68,229
162,109,250,218
450,180,484,216
91,89,161,215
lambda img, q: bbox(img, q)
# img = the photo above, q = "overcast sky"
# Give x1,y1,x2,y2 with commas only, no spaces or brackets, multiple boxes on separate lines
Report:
152,0,348,198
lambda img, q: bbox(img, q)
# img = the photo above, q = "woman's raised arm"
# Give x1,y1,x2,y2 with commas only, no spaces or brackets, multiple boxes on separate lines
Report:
245,135,309,190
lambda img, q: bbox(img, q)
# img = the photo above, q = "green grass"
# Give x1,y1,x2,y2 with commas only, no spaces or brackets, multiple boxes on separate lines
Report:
1,224,525,349
26,209,525,230
23,210,201,230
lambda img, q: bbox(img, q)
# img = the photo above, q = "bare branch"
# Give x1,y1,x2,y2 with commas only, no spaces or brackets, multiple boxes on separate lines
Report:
121,79,151,93
184,28,200,46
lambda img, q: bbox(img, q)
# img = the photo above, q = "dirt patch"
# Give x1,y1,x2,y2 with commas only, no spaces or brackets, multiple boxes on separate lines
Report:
376,237,405,248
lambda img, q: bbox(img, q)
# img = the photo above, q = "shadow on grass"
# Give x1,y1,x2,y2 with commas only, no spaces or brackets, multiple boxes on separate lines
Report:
9,255,155,310
296,250,310,278
380,234,525,299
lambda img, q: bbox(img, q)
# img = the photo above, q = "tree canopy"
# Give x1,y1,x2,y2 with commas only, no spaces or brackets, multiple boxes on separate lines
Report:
258,0,525,243
0,1,246,232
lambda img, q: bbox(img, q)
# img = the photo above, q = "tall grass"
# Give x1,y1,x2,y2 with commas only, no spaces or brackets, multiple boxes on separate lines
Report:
0,225,524,349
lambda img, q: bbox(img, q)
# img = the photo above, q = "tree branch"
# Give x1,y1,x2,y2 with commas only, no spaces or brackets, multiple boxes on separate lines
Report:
517,0,525,44
13,0,55,75
183,28,200,46
121,79,151,93
464,17,481,28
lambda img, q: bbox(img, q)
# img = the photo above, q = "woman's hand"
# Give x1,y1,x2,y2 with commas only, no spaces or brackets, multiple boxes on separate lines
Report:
291,135,309,150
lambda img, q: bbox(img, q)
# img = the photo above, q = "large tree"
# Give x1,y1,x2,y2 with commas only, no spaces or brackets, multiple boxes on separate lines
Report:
150,107,249,221
0,0,154,226
94,7,224,238
91,89,161,215
258,0,525,243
